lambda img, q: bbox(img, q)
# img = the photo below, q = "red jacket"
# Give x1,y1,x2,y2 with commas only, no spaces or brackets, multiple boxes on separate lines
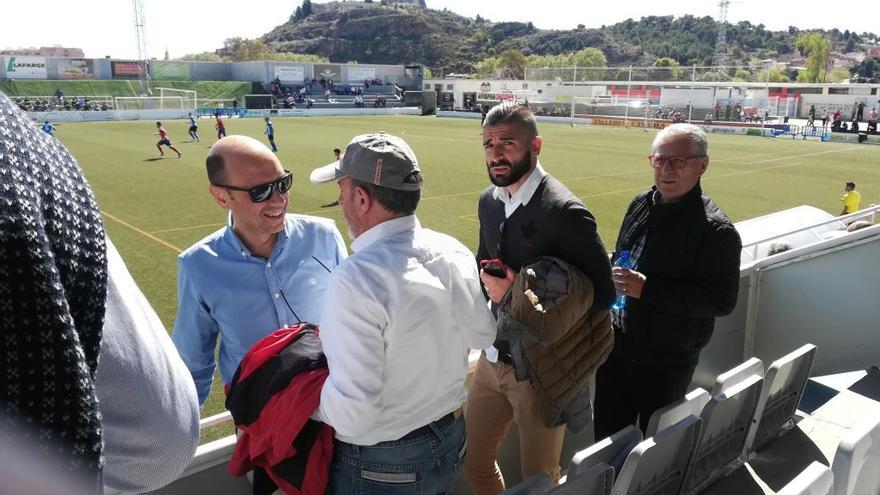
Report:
226,324,333,495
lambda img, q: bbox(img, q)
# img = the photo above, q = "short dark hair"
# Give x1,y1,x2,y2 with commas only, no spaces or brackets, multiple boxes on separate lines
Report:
156,121,161,126
483,101,539,137
846,181,856,189
351,178,420,215
333,148,341,154
206,153,226,185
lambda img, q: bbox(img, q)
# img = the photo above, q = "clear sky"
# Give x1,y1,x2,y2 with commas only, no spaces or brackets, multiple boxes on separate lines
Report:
1,0,876,61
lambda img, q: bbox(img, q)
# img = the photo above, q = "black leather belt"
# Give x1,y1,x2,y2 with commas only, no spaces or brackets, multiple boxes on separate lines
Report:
399,407,462,441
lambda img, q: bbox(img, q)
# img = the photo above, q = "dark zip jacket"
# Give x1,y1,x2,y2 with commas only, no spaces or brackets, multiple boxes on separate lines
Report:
613,182,742,361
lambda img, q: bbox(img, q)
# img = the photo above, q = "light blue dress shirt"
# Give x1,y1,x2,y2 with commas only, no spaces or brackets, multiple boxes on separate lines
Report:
172,213,347,405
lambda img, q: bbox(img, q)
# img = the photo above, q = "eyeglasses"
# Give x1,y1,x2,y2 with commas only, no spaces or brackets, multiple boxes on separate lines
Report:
648,155,706,170
213,171,293,202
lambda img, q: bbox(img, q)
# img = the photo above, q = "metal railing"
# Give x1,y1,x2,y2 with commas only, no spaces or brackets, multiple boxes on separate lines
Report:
741,205,880,262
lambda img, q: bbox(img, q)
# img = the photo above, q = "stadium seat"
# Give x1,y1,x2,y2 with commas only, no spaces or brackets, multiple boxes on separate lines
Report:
681,373,764,494
547,464,613,495
502,473,554,495
778,461,834,495
712,357,764,396
567,425,643,480
645,388,711,438
612,415,702,495
745,344,817,455
830,412,880,495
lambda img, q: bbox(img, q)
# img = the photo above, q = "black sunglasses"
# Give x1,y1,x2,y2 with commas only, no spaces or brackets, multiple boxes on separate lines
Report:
213,171,293,202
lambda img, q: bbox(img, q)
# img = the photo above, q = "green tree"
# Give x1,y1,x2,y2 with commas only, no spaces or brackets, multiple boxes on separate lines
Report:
497,48,527,79
650,57,684,81
795,32,831,82
266,52,328,62
851,57,880,80
177,52,224,62
827,68,851,83
752,69,790,82
218,37,270,61
732,68,753,81
475,56,499,78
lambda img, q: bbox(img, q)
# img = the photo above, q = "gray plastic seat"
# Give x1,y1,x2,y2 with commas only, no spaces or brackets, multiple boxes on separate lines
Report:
681,373,764,494
778,461,834,495
568,425,643,479
612,415,702,495
503,473,554,495
712,357,764,396
831,412,880,495
645,388,712,438
745,344,817,454
548,464,614,495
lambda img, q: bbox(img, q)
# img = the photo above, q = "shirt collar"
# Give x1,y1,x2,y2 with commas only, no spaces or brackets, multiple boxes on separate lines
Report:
492,162,546,206
223,211,290,258
351,215,419,253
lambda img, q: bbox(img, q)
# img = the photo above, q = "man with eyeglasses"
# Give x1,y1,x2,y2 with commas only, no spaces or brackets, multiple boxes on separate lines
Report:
172,135,347,408
465,102,615,493
593,123,742,439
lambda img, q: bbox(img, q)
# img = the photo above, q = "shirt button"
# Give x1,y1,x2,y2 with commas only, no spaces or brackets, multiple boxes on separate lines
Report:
274,292,281,299
266,262,272,268
308,277,317,287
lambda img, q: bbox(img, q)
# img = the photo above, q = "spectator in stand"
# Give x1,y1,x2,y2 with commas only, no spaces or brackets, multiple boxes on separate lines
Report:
0,92,200,494
867,108,878,133
594,123,741,439
857,101,865,121
808,105,816,126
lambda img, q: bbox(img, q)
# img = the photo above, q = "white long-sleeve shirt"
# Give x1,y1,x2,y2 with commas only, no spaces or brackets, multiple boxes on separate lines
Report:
315,215,496,446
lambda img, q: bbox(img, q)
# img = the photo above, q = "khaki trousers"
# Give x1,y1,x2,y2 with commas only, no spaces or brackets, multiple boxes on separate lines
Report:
464,354,565,495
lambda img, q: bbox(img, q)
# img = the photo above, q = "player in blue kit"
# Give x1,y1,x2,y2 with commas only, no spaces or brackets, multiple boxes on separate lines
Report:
264,117,277,152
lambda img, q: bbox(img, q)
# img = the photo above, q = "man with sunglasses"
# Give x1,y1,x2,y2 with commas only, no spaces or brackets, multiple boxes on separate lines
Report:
593,123,742,439
172,135,347,407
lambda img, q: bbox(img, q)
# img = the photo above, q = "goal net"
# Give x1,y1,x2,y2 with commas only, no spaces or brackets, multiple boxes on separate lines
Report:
114,95,195,111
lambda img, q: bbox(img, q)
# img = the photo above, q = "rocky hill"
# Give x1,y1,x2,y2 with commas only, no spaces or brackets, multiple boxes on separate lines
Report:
261,1,875,73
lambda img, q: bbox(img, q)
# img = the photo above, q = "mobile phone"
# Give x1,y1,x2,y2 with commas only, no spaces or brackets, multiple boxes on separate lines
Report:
480,259,507,278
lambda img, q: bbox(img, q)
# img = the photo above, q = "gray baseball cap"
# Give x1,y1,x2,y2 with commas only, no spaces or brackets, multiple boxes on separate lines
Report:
309,132,423,191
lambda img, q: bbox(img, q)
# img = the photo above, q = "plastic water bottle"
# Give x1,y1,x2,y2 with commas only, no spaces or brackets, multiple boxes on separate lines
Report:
611,250,633,311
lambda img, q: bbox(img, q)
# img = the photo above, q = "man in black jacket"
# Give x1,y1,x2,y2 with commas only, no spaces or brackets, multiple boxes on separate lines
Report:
593,123,742,439
464,102,615,494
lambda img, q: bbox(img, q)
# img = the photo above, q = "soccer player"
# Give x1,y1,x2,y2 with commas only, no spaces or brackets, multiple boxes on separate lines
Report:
187,113,200,142
41,121,56,135
215,115,227,140
154,122,182,158
264,117,277,152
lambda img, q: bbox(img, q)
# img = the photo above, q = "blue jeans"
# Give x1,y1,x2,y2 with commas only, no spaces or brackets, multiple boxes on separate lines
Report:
326,415,466,495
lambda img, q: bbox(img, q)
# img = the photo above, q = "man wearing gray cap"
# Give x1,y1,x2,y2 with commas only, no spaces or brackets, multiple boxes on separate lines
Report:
310,132,496,495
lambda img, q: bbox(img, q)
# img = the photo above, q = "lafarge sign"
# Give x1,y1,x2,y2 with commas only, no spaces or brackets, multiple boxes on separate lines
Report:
4,56,47,79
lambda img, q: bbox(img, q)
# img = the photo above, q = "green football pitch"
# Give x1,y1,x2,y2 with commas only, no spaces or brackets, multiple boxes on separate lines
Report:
55,115,878,441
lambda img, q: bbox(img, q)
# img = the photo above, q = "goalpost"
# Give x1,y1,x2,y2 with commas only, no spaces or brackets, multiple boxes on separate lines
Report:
114,96,191,111
156,87,197,111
